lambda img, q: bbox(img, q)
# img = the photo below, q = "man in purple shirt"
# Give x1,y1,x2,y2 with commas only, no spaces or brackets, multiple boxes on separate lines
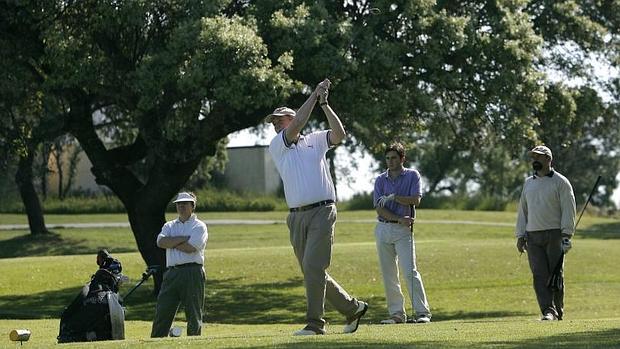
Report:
373,142,431,324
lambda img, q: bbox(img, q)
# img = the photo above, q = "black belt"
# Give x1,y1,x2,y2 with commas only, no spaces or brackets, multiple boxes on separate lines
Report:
526,229,561,234
289,200,335,212
378,218,399,223
167,262,201,270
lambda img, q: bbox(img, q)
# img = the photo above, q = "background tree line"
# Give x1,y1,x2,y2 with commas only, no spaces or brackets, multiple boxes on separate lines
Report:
1,0,618,292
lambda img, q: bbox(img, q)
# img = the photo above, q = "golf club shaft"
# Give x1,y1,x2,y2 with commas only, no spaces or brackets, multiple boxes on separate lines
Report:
410,204,415,233
123,273,151,300
575,175,602,231
408,203,416,322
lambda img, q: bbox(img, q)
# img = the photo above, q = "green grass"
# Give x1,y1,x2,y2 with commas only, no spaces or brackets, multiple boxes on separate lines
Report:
0,207,615,224
0,210,619,348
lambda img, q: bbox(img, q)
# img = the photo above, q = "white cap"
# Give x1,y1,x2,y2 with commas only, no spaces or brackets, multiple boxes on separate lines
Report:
529,145,553,160
173,192,196,204
265,107,296,123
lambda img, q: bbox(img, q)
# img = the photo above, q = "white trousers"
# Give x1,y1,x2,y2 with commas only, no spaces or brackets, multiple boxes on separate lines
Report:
375,222,430,319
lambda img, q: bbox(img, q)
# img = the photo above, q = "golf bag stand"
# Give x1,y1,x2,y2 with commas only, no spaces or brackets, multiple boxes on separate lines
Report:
57,250,125,343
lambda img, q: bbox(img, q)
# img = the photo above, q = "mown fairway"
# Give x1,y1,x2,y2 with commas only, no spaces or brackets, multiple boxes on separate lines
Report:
0,209,619,348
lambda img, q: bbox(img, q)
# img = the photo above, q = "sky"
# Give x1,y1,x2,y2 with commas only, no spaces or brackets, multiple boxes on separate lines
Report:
228,128,620,207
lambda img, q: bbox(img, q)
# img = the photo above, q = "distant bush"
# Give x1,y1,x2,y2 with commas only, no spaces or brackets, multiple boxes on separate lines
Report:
341,192,374,210
0,188,286,214
0,194,126,214
421,193,511,211
340,191,514,212
181,188,286,212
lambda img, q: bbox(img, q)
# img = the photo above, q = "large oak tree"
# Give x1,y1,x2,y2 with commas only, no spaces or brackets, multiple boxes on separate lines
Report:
2,0,618,293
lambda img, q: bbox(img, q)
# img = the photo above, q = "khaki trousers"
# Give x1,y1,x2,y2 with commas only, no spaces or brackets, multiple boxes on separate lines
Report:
375,222,430,320
287,204,359,330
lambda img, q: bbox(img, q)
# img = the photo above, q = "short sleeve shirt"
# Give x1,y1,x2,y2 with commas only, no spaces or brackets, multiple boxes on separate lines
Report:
373,168,423,218
157,214,208,267
269,130,336,208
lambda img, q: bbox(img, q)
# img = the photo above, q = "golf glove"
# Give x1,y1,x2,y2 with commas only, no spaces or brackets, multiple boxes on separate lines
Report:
561,237,572,254
516,237,527,253
377,193,396,207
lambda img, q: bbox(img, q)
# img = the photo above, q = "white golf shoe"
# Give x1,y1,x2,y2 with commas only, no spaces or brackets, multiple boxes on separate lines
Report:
415,314,431,323
343,301,368,333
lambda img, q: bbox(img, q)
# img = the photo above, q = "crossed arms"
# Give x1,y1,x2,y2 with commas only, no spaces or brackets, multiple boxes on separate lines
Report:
376,195,421,224
157,236,197,253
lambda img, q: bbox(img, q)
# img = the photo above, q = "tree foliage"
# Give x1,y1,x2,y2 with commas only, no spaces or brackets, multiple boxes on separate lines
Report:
1,0,619,282
2,0,295,289
248,0,619,207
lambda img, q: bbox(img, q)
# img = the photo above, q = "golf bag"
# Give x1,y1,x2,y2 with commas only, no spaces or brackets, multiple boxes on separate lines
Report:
57,250,125,343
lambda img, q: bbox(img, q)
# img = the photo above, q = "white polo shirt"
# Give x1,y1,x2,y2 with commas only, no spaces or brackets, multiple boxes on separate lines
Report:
515,170,576,238
269,130,336,208
157,214,208,267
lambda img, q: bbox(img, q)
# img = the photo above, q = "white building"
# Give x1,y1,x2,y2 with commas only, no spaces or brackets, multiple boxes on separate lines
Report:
223,146,281,195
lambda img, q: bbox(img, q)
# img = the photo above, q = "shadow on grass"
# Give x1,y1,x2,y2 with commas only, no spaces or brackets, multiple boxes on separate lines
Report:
0,272,531,326
0,232,81,259
206,277,306,324
229,328,620,349
0,231,134,258
431,310,530,322
0,276,307,325
578,221,620,239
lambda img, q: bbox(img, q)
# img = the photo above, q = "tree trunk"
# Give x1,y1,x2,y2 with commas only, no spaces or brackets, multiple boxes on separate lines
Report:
126,204,167,296
66,96,211,296
15,151,50,235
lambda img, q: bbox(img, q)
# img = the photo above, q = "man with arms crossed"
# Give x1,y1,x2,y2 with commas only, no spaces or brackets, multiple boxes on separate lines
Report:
266,79,368,335
516,145,575,321
373,142,431,324
151,192,208,337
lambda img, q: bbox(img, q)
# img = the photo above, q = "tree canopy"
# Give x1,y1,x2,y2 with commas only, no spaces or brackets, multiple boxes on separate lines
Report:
1,0,619,288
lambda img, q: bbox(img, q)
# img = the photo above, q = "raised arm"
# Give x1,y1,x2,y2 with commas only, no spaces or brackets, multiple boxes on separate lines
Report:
284,80,329,144
317,80,346,145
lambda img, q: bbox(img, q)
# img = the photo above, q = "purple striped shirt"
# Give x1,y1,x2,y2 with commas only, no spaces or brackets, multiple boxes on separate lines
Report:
373,168,422,218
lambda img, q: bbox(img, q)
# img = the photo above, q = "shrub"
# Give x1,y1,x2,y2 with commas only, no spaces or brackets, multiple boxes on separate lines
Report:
341,191,374,210
187,188,285,212
0,188,287,214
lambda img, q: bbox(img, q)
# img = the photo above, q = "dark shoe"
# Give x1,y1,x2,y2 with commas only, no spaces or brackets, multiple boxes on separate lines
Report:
343,301,368,333
541,313,557,321
293,325,325,336
380,315,405,324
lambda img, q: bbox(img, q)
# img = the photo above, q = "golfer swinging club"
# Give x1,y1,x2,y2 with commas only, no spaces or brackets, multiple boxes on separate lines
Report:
373,142,431,324
266,79,368,335
515,145,575,321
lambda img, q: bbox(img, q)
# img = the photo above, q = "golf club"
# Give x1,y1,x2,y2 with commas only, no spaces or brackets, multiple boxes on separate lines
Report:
548,175,602,291
123,265,160,302
406,204,417,324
